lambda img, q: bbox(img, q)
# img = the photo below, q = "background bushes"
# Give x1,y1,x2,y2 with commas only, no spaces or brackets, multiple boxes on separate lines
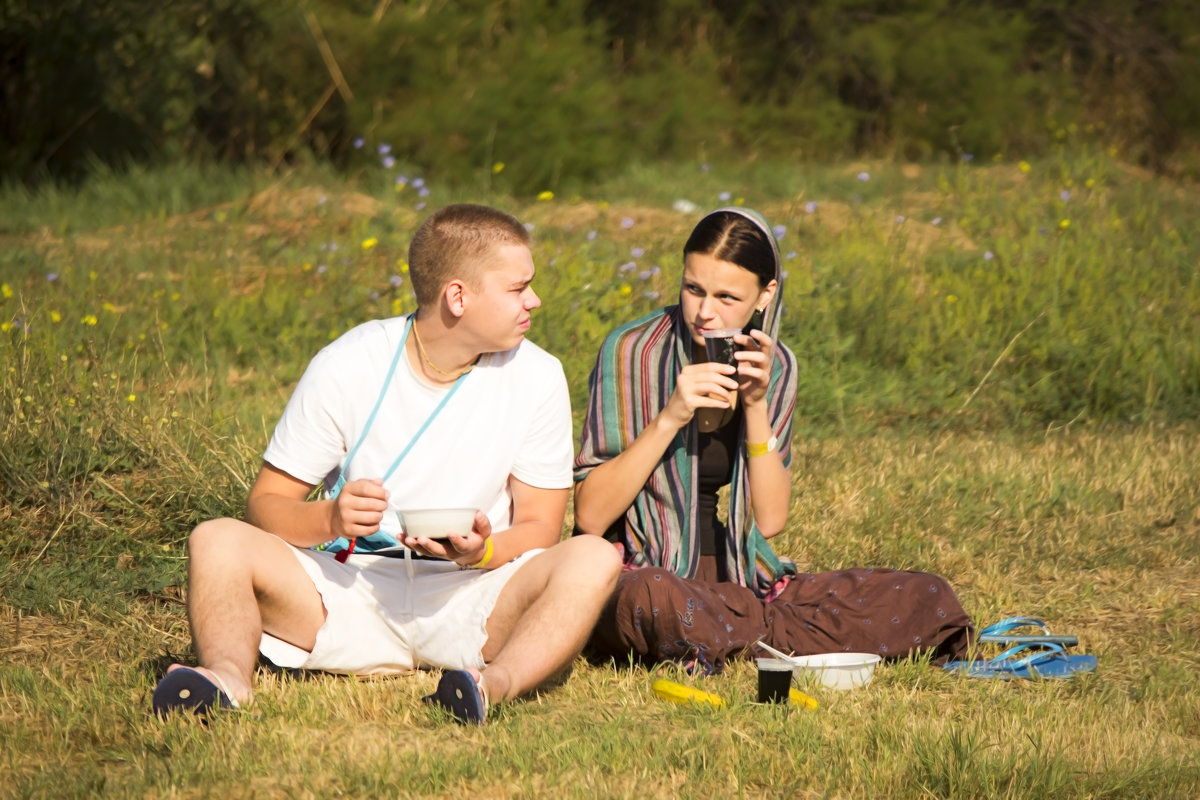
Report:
2,0,1198,191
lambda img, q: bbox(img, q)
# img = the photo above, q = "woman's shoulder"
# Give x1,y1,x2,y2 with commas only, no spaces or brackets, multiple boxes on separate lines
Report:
599,306,676,352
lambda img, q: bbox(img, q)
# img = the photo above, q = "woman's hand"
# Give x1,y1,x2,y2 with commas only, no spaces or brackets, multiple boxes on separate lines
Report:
661,361,740,429
733,329,774,408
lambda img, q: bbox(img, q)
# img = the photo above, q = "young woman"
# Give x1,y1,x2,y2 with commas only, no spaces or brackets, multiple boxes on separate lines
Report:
573,207,974,674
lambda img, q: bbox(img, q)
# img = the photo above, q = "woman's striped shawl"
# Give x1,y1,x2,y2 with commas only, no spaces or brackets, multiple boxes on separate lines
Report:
574,209,800,596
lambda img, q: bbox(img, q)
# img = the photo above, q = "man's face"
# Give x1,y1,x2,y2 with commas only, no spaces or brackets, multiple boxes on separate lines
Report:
461,243,541,352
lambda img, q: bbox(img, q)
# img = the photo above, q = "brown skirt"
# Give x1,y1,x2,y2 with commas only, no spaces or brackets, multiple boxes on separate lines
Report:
587,566,975,674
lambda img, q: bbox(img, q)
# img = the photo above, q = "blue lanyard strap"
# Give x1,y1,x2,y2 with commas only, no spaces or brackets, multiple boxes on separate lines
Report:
335,315,470,493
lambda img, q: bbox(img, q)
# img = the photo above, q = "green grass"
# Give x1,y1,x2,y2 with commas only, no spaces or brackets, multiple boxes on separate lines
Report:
2,154,1199,798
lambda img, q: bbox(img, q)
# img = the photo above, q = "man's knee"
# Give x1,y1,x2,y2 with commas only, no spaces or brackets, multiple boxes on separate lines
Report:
557,535,622,588
188,518,252,565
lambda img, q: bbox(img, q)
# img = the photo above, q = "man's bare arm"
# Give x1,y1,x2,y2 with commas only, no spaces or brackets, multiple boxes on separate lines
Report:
245,462,389,548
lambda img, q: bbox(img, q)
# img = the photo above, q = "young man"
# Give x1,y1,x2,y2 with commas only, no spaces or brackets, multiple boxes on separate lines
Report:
153,204,621,724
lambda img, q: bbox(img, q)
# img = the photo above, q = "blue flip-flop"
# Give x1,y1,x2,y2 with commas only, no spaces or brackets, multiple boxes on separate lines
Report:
977,616,1079,647
152,667,239,717
423,669,488,725
944,642,1097,680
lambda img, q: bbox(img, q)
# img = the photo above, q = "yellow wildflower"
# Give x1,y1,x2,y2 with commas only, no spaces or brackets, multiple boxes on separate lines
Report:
50,311,62,323
398,260,409,273
82,314,98,326
1018,161,1031,173
1,283,11,299
0,322,11,332
537,191,554,202
362,237,379,250
619,284,632,296
127,394,137,403
492,162,505,174
391,297,405,315
1059,219,1070,230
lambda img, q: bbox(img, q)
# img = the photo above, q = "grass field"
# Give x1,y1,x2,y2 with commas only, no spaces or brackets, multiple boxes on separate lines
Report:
2,154,1199,798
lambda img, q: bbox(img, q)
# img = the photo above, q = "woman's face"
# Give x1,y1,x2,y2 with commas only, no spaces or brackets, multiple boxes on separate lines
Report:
680,252,776,346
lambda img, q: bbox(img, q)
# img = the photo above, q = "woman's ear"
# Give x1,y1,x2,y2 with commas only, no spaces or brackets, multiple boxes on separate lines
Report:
443,280,467,318
756,279,779,312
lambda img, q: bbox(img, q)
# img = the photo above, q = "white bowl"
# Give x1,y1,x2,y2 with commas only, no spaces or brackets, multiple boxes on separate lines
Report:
789,652,882,690
397,508,476,539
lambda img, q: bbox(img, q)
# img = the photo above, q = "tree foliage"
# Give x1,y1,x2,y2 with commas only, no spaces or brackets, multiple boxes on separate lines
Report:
1,0,1196,190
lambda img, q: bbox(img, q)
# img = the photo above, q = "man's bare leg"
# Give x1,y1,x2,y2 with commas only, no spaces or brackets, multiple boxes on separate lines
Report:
477,535,621,702
169,518,326,705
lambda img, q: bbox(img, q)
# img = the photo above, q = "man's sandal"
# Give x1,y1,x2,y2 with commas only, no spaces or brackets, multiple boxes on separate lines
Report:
152,667,240,718
423,669,488,725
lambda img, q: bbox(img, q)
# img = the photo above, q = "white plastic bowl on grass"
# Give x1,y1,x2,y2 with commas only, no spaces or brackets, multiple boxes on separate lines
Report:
397,508,477,539
790,652,882,690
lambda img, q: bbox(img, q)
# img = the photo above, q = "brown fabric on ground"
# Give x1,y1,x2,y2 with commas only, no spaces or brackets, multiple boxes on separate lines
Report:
588,566,975,674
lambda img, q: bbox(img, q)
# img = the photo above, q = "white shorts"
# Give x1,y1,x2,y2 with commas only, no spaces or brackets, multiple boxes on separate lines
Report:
259,546,541,675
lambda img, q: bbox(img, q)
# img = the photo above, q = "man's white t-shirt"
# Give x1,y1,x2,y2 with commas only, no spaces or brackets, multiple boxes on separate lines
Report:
263,315,573,537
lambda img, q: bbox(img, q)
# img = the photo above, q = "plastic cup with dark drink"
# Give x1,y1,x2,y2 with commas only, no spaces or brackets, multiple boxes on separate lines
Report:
756,658,794,704
701,328,741,368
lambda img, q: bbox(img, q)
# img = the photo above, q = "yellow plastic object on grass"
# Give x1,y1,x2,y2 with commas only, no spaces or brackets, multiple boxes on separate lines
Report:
789,687,819,710
651,679,726,708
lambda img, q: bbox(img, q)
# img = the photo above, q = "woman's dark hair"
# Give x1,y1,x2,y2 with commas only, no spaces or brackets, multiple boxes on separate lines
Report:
682,211,776,288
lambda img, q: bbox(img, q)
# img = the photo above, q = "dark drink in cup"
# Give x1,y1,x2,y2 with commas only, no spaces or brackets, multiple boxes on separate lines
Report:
756,658,793,704
701,328,740,368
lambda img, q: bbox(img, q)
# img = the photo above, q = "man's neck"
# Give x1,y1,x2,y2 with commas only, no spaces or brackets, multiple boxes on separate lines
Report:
408,315,480,386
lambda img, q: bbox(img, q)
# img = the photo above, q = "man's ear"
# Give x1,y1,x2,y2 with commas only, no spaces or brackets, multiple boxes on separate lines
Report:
443,280,467,318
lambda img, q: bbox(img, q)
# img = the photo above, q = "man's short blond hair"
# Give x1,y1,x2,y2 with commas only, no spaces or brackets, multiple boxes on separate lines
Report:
408,204,531,308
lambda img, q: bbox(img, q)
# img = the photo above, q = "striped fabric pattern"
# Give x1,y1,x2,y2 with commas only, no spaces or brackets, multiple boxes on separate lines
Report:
574,207,800,596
